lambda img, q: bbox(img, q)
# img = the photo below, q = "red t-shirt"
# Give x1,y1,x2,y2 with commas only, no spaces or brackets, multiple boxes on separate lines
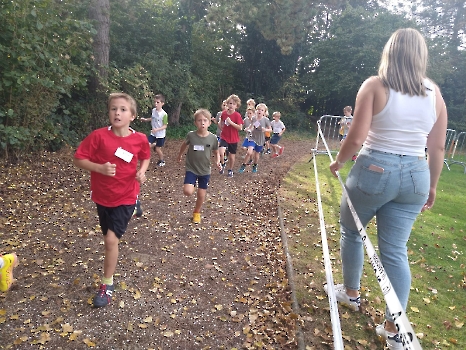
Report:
220,110,243,143
74,127,151,207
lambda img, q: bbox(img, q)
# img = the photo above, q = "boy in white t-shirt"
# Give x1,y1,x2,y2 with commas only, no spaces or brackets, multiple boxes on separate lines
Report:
141,94,168,166
270,111,286,158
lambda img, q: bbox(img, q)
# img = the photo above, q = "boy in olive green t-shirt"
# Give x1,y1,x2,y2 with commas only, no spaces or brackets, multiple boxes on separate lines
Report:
177,109,222,224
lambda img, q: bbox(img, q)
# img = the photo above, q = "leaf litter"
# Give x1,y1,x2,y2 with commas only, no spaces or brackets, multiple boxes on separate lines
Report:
0,139,311,349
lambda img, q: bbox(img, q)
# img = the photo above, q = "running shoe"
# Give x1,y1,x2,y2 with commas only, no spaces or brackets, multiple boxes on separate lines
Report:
375,323,403,350
238,164,246,174
0,253,18,292
279,146,284,155
93,284,114,308
227,170,233,177
324,283,360,311
252,165,257,173
192,212,201,224
272,153,279,158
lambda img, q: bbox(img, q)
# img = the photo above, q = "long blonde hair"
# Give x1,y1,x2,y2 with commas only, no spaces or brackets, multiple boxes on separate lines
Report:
378,28,428,96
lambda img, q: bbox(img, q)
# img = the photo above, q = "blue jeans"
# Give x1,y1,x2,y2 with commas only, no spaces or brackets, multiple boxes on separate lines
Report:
339,147,429,322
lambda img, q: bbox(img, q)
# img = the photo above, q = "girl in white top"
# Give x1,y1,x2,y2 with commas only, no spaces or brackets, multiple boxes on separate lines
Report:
328,28,447,350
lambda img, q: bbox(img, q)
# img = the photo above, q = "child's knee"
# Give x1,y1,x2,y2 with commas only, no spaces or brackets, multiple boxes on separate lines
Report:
104,230,119,247
183,184,195,196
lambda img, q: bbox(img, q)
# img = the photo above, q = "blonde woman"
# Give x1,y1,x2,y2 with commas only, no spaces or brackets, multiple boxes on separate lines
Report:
327,28,447,349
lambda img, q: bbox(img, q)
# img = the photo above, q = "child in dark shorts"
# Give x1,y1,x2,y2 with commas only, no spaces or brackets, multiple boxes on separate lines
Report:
74,93,151,308
270,111,286,158
178,109,221,224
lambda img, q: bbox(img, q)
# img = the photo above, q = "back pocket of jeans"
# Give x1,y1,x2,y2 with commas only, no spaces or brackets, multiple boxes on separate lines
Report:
410,168,429,196
356,165,390,195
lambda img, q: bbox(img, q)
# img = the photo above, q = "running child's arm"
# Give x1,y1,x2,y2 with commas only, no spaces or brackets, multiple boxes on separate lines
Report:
153,124,168,133
177,141,188,162
263,120,272,133
74,158,116,177
263,125,272,133
279,125,286,136
213,149,222,170
135,158,150,184
225,117,243,131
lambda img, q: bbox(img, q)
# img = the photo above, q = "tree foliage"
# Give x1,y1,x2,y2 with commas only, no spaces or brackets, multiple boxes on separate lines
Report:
1,0,465,160
0,0,93,159
299,7,416,116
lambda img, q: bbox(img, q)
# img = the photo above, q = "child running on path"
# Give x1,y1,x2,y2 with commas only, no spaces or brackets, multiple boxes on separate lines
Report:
219,94,243,177
141,94,168,167
74,93,151,308
239,103,272,173
241,107,255,154
0,253,18,292
270,111,286,158
178,109,221,224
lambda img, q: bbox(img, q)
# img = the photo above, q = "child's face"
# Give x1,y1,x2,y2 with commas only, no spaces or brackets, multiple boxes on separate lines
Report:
154,99,164,110
273,114,280,120
226,99,237,112
247,110,254,119
256,106,266,117
194,114,211,131
108,98,135,129
247,101,255,109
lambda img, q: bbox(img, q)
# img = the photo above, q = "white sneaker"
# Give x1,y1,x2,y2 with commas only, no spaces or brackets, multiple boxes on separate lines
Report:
324,283,360,311
376,324,403,350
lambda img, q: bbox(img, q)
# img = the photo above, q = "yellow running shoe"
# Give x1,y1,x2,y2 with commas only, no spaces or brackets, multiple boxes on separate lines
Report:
0,253,18,292
192,212,201,224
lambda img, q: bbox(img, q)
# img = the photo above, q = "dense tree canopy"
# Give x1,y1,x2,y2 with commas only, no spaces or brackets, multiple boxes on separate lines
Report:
1,0,465,159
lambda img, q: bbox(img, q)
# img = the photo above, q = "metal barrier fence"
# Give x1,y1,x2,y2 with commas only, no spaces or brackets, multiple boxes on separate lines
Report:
447,131,466,173
444,129,457,170
315,115,343,155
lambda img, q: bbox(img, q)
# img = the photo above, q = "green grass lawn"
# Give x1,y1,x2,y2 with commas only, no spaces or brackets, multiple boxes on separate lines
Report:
281,150,465,349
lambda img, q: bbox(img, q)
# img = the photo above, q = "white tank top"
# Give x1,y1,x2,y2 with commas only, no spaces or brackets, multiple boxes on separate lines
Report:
364,78,437,157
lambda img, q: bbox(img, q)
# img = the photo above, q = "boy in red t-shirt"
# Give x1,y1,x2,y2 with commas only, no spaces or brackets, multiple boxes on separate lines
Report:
74,93,151,308
219,94,243,177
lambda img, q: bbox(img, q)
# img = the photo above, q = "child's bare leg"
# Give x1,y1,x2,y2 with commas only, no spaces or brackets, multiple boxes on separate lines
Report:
219,147,226,164
254,151,260,164
194,188,207,213
155,146,164,161
103,230,119,279
244,147,254,164
228,152,236,170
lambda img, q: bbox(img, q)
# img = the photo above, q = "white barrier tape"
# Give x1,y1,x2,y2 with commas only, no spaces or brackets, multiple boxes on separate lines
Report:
317,121,423,350
311,146,344,349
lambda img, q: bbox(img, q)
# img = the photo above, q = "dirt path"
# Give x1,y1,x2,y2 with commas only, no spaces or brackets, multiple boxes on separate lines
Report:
0,138,312,349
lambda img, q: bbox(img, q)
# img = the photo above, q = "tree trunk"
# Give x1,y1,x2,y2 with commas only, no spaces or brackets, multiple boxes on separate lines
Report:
89,0,110,128
170,102,182,126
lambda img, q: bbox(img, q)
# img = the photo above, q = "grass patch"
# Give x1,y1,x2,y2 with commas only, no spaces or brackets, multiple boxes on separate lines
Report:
280,153,465,349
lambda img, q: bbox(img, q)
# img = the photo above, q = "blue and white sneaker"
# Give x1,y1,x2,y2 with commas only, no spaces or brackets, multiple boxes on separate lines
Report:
324,283,360,311
376,323,403,350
